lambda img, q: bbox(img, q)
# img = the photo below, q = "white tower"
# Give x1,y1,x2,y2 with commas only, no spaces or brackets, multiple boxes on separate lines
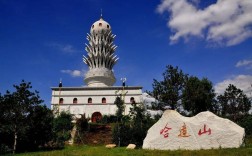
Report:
83,16,119,87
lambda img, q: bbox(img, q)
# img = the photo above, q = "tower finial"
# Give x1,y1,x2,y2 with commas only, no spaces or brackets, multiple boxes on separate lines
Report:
100,9,103,19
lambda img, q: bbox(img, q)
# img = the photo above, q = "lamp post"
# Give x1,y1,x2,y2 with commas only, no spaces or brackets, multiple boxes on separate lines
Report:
55,79,62,116
120,78,128,115
114,77,128,147
120,78,127,101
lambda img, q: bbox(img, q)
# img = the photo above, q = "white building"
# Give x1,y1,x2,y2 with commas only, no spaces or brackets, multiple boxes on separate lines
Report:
51,15,143,121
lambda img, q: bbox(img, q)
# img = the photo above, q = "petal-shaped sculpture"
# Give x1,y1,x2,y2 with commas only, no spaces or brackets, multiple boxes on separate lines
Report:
83,17,119,86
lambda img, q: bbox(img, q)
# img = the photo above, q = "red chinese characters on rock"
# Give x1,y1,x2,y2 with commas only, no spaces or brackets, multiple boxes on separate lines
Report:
160,123,172,138
178,122,191,137
198,124,211,136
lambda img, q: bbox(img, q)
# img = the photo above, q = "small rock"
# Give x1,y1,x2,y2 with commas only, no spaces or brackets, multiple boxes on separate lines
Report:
93,140,98,144
126,144,136,149
105,144,116,148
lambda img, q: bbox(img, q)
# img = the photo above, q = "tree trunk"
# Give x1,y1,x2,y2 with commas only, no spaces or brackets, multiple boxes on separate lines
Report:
13,126,17,154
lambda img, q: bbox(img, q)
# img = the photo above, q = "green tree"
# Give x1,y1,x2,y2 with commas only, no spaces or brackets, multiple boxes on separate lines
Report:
128,101,155,147
114,96,125,122
217,84,251,122
1,81,44,154
53,111,73,146
151,65,187,110
113,95,127,146
237,114,252,135
0,93,13,154
182,77,217,115
25,105,54,150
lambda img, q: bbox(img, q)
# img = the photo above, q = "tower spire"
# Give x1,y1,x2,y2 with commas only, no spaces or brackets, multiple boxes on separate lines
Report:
100,9,103,19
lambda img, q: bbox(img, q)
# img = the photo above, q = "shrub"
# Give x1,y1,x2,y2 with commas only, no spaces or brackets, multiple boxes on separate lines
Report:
112,123,132,147
99,115,117,123
53,111,73,145
0,144,12,155
76,114,89,132
112,102,158,147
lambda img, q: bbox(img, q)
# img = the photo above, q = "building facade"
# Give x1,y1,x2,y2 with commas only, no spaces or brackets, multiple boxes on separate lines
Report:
51,16,143,120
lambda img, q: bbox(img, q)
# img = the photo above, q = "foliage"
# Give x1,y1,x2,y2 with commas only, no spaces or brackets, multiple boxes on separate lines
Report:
0,80,53,154
148,101,166,111
128,102,156,147
53,111,73,146
182,76,217,116
113,98,157,147
20,105,54,151
113,95,127,146
237,115,252,136
112,122,131,147
217,84,251,122
150,65,220,115
74,114,89,144
76,114,89,132
99,115,117,124
114,96,125,122
151,65,187,110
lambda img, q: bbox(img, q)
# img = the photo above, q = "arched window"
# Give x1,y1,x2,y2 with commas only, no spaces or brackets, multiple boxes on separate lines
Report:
130,97,135,103
59,98,64,104
102,97,106,104
107,24,110,28
88,98,92,104
99,23,102,26
73,98,78,104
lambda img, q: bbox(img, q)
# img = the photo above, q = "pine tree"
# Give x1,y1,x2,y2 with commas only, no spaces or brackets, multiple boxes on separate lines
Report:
217,84,251,122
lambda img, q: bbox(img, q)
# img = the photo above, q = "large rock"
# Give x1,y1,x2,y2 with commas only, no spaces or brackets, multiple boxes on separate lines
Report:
143,110,244,150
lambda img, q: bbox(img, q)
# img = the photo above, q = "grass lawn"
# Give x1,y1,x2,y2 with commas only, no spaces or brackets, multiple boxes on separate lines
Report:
11,145,252,156
9,136,252,156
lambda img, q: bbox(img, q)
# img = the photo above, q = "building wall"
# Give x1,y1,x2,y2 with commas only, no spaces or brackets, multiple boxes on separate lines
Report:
51,86,143,118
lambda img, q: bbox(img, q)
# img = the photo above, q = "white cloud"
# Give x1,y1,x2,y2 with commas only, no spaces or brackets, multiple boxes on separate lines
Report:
214,75,252,98
47,43,79,53
61,45,75,53
61,69,84,77
157,0,252,46
236,59,252,68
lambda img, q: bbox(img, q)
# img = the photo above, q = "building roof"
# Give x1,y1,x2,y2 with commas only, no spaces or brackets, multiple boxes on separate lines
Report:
90,17,111,34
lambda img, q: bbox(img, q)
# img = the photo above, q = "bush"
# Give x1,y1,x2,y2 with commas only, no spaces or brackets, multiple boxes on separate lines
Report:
53,111,73,145
112,102,158,147
76,114,89,132
112,123,132,147
99,115,117,123
0,144,12,155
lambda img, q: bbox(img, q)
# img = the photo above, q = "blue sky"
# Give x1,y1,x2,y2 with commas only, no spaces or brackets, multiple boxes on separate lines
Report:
1,0,252,107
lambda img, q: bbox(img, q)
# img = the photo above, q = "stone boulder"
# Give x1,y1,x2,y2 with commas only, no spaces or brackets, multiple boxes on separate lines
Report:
105,144,116,148
126,144,136,149
143,110,244,150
